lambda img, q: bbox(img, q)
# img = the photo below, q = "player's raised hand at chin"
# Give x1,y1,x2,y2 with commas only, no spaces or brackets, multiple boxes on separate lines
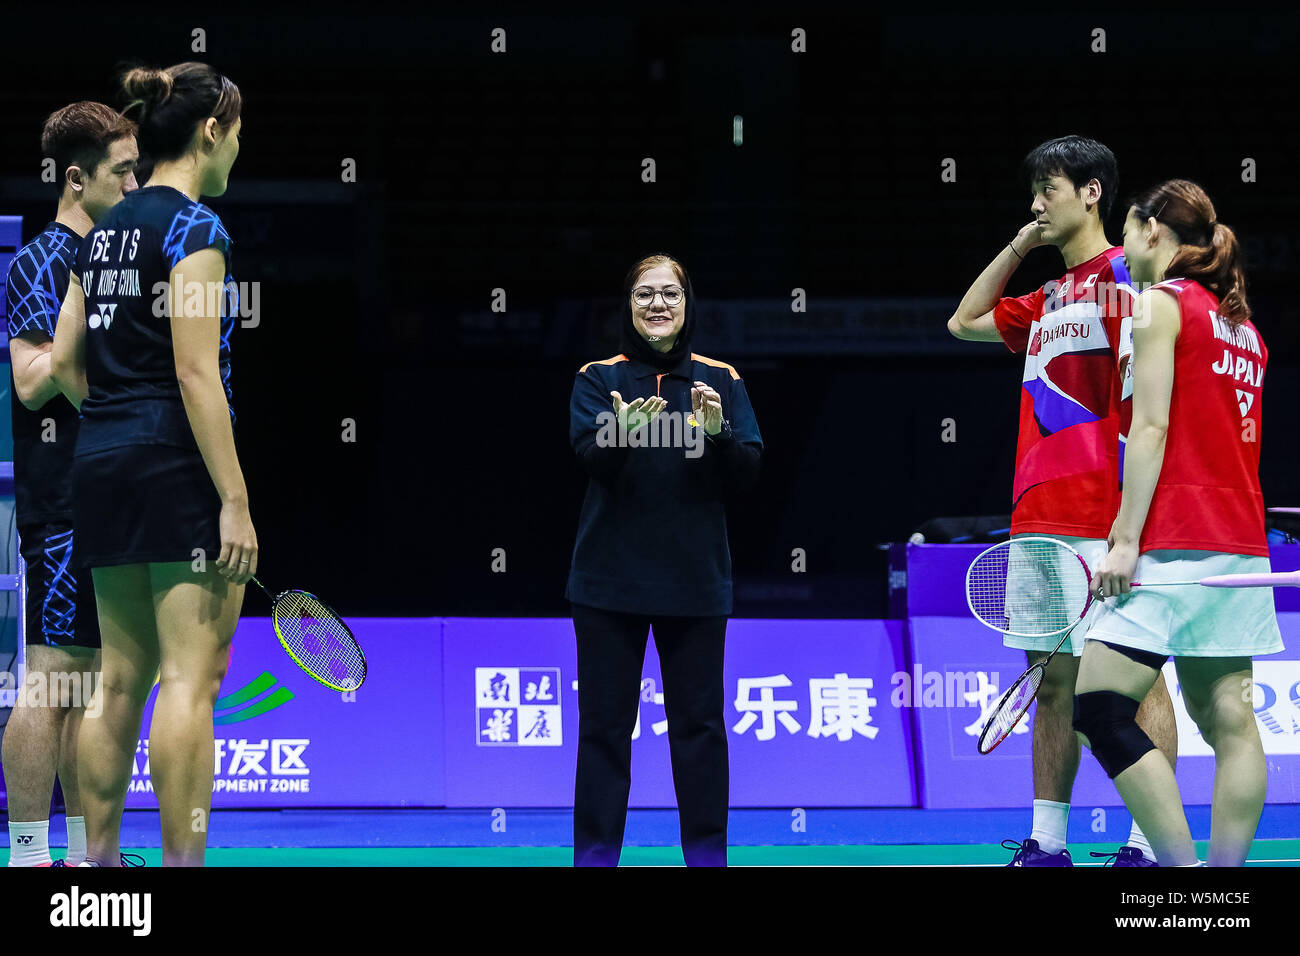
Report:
1012,221,1047,257
610,390,666,432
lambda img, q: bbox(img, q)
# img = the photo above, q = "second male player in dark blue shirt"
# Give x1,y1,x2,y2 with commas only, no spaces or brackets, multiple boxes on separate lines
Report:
2,101,137,867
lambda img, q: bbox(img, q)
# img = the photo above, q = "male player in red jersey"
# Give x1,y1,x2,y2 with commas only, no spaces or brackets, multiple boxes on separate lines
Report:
947,135,1177,866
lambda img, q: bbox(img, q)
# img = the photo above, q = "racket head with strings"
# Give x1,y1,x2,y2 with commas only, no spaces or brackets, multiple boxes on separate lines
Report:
975,620,1076,754
977,661,1045,754
966,536,1094,638
266,587,367,692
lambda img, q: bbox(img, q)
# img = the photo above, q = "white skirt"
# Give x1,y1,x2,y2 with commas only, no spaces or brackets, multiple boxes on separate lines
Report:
1086,550,1284,658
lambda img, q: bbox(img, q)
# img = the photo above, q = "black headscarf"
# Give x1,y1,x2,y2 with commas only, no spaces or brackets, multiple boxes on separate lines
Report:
619,257,696,371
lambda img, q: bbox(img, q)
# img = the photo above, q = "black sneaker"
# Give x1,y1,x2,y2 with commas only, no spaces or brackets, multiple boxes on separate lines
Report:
1003,838,1073,866
1092,846,1157,867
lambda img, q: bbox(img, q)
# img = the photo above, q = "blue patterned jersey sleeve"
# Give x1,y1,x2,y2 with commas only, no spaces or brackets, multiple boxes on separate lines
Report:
5,237,71,340
162,202,232,271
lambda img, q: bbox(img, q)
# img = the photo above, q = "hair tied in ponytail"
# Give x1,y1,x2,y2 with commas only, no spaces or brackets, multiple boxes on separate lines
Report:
120,62,239,164
121,67,174,120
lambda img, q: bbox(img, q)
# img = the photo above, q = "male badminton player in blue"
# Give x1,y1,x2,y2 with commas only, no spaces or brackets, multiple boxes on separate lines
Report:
3,102,138,866
947,135,1177,865
51,62,254,867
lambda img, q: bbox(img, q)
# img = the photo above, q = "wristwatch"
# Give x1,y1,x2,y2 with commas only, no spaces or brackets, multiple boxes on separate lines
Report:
706,419,734,443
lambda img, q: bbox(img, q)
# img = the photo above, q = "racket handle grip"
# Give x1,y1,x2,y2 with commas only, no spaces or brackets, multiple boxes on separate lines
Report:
1199,571,1300,588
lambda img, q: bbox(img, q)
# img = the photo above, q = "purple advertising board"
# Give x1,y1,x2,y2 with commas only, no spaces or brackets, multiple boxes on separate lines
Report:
442,617,916,807
905,543,1300,808
124,617,443,809
99,543,1298,811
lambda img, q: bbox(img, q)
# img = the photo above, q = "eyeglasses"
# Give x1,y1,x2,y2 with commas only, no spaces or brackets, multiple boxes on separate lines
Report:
632,286,683,307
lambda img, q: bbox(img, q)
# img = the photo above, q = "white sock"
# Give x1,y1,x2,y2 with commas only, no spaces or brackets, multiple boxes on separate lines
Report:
1127,821,1157,862
1030,799,1070,854
7,820,52,867
65,816,87,866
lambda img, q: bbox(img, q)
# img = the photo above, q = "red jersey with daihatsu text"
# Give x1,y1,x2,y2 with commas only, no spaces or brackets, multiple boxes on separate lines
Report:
994,247,1134,537
1139,279,1268,556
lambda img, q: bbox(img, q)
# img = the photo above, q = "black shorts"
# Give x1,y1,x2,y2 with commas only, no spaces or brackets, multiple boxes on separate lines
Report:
19,521,101,649
72,443,221,569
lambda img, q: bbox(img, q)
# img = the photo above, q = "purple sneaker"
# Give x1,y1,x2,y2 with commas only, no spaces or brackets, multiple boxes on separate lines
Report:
73,853,146,867
1092,846,1157,867
1003,838,1073,867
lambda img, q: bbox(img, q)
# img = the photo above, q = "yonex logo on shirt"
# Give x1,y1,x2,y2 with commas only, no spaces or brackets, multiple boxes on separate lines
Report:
87,304,118,330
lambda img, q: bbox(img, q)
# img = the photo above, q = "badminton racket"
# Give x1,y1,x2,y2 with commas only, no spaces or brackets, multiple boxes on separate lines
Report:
251,576,367,692
966,536,1299,753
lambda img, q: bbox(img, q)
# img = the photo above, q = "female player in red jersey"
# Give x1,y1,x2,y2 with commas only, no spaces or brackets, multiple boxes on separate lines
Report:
1078,180,1282,866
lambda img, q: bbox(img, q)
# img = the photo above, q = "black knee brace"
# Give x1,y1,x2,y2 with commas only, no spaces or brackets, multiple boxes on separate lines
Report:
1073,691,1156,779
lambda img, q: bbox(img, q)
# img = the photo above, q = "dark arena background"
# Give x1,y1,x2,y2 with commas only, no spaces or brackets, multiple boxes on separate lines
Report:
0,3,1297,928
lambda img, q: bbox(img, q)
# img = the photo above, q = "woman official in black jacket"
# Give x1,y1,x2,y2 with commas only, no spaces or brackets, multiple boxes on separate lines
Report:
566,254,763,866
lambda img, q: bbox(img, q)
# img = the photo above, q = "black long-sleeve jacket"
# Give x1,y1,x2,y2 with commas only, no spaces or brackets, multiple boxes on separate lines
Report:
566,351,762,616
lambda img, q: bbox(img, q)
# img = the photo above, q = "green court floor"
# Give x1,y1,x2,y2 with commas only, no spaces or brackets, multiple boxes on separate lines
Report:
6,841,1298,866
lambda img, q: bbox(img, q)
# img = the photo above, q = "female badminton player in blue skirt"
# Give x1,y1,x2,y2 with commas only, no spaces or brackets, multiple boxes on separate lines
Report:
51,62,254,866
1079,180,1282,866
566,254,763,866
